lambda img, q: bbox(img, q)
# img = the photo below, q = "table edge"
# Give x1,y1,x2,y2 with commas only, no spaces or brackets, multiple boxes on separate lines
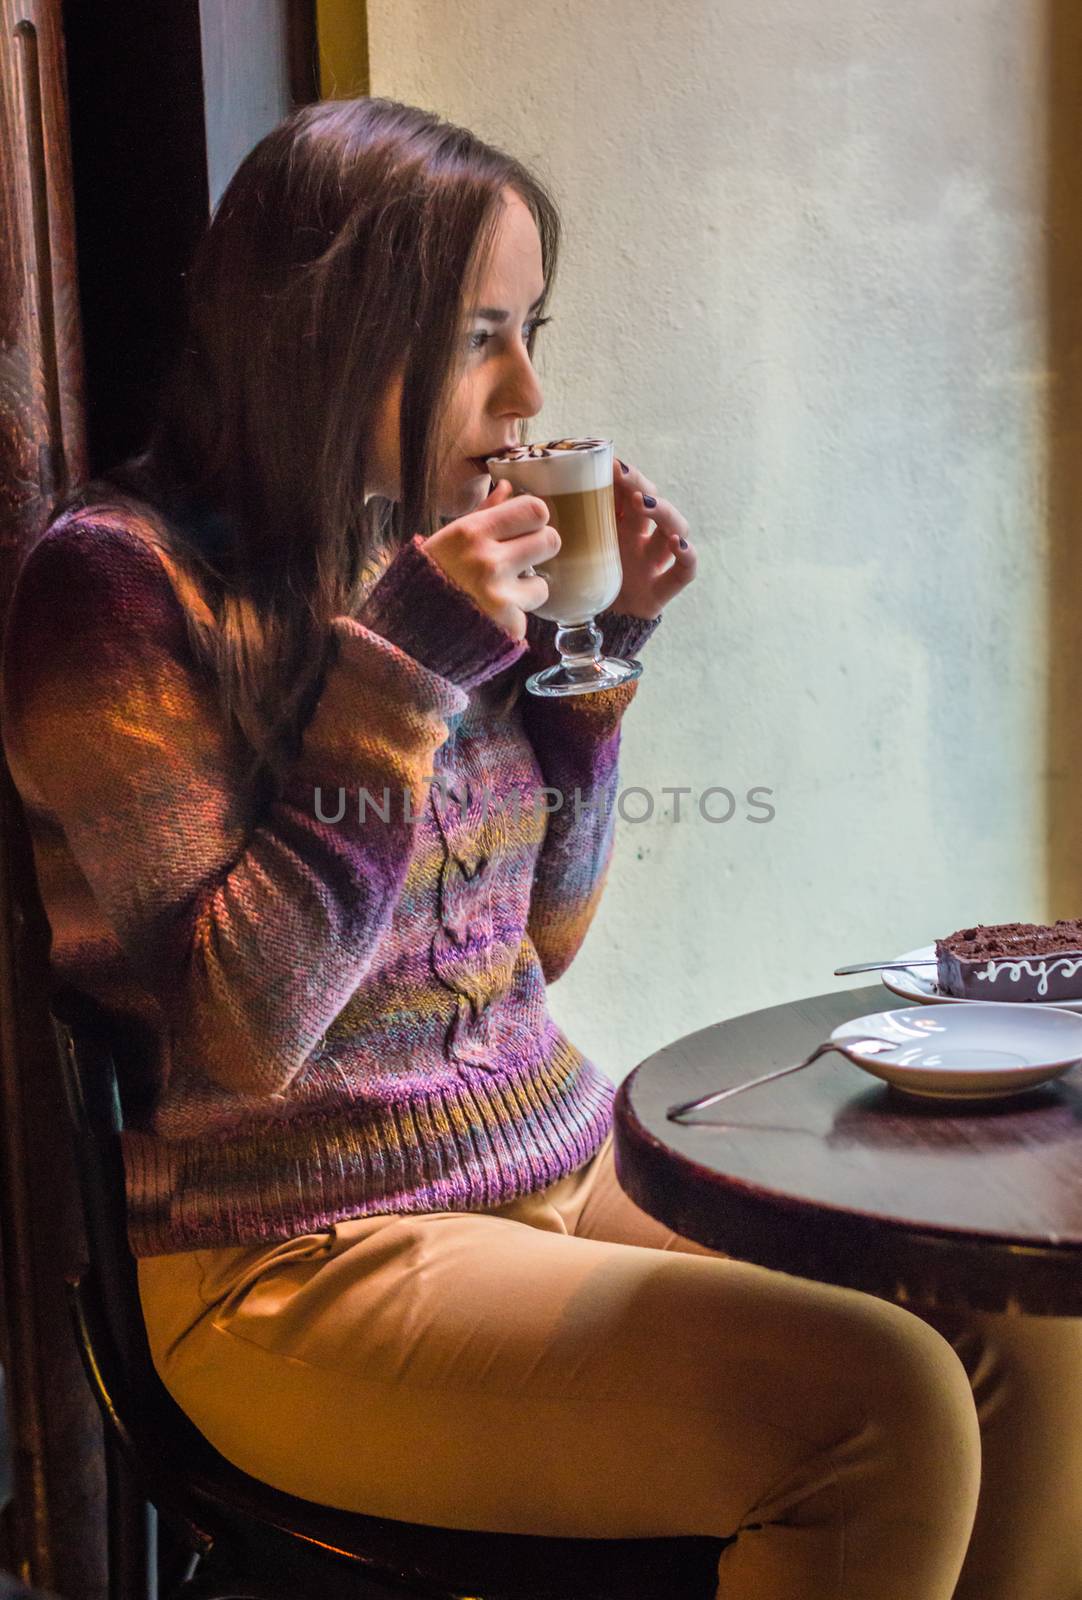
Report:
613,1071,1082,1317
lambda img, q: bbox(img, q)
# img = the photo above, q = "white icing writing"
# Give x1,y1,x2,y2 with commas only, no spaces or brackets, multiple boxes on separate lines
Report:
975,956,1082,997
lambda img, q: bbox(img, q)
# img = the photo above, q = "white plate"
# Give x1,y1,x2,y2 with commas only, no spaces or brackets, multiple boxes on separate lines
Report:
831,1003,1082,1100
879,945,1082,1014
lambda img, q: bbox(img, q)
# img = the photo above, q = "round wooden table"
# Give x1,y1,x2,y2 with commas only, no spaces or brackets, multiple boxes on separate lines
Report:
612,984,1082,1316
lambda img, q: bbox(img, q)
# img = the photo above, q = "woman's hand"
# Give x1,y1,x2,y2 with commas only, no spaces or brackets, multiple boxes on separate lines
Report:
609,455,697,621
423,480,560,641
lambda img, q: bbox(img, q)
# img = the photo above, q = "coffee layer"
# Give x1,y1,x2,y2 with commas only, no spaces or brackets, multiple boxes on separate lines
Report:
532,485,621,623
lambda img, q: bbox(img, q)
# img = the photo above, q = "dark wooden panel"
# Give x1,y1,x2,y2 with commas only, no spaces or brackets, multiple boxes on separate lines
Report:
1,2,99,1593
61,0,209,477
0,0,85,571
1046,0,1082,909
286,0,318,106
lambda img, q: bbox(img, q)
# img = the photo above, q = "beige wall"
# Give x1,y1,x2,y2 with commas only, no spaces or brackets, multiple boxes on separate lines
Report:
368,1,1079,1082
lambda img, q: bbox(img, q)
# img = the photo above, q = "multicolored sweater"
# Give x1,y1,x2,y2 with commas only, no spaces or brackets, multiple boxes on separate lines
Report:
0,501,659,1257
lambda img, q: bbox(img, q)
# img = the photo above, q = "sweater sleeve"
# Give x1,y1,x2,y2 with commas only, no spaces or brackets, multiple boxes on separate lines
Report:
520,607,661,983
0,518,526,1097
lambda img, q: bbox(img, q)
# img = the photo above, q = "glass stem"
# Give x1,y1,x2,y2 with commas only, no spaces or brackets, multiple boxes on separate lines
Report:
554,619,602,668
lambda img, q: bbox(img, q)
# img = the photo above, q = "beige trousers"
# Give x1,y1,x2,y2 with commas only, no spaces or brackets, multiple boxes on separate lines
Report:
137,1128,1082,1600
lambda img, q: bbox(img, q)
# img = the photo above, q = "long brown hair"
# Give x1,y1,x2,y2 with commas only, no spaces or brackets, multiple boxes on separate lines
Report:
65,97,560,792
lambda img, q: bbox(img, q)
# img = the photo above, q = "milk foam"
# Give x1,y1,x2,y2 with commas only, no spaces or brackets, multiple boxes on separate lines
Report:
486,438,613,496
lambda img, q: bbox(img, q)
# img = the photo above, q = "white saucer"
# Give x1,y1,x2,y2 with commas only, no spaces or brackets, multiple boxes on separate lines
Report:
831,1003,1082,1100
879,945,1082,1014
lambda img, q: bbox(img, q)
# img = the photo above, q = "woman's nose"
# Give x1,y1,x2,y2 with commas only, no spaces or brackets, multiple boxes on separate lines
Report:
497,341,543,419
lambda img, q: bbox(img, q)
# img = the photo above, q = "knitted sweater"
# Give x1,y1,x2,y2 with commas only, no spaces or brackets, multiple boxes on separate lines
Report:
0,502,659,1257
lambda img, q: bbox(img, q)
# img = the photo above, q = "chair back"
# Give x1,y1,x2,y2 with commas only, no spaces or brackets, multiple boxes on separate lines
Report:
49,988,157,1386
47,987,221,1540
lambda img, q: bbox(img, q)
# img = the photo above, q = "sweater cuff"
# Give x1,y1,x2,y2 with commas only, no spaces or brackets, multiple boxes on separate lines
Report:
356,534,528,690
524,607,662,670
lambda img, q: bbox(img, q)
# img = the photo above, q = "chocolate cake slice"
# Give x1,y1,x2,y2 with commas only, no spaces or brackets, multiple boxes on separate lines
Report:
936,919,1082,1002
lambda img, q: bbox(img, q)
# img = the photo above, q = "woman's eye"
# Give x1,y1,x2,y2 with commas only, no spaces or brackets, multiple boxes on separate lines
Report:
467,317,551,354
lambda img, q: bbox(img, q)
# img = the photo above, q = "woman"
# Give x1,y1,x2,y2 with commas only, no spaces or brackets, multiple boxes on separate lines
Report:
2,98,1078,1600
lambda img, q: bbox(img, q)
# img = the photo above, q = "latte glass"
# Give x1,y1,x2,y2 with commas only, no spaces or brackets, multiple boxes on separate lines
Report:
486,438,643,698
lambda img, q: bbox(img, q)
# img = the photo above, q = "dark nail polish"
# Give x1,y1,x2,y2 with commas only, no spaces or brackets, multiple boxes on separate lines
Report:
679,537,688,549
619,459,629,473
643,494,657,508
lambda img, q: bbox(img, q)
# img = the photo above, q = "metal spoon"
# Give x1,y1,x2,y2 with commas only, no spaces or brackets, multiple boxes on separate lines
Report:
666,1037,900,1122
834,957,936,975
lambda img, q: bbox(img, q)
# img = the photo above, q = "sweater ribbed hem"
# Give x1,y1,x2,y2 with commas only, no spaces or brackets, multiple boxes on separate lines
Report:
597,607,662,660
357,534,528,690
122,1031,615,1257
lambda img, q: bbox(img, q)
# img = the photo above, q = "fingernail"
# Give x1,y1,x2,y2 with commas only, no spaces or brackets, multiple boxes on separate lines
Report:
619,459,629,473
642,494,657,508
679,537,688,549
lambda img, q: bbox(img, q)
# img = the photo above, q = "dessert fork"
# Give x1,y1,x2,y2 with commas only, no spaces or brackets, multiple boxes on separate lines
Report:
666,1037,899,1122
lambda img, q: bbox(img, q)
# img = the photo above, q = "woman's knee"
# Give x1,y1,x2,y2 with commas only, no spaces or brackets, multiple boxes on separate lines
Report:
828,1291,982,1489
662,1261,981,1501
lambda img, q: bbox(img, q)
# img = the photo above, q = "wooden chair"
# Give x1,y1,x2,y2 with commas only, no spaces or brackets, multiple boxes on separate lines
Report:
49,990,728,1600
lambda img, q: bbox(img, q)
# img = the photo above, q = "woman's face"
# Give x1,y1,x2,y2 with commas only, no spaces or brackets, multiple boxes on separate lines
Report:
368,187,547,519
